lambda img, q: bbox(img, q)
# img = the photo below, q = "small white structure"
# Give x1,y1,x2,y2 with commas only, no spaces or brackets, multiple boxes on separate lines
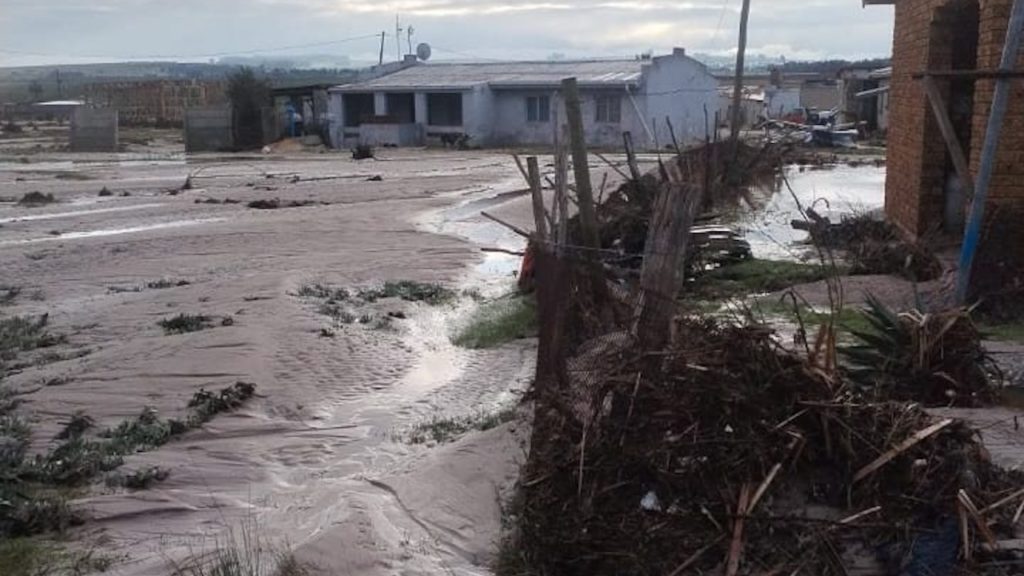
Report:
328,49,718,149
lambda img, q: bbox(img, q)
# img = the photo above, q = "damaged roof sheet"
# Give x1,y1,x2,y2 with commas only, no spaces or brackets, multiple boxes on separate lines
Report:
334,60,645,92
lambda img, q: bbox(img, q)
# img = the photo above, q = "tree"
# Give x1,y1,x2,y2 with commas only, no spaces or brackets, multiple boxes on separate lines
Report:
28,80,44,102
226,67,271,150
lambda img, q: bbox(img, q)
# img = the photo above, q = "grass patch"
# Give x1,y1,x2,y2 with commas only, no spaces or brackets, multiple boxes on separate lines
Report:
1,286,21,306
1,382,257,540
688,259,838,299
159,314,215,335
409,407,518,445
0,538,119,576
358,281,457,306
0,314,65,370
452,296,537,349
106,466,170,490
16,192,56,207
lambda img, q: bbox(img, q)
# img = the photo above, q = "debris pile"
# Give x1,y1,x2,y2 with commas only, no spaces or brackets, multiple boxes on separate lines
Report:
511,125,1018,575
793,210,942,280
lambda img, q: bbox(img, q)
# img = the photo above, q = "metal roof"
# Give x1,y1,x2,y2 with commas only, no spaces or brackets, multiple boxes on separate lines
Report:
333,60,646,92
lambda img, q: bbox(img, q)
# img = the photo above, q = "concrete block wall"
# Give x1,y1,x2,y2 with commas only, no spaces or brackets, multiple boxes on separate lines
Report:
184,107,233,152
70,108,118,152
886,0,1024,291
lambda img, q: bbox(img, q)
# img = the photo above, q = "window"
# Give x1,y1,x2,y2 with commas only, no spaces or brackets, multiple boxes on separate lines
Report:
526,95,550,123
595,95,621,123
427,93,463,126
343,93,375,127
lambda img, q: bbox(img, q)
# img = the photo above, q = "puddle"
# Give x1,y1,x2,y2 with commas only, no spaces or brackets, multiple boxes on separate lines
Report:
0,203,164,224
730,164,886,261
0,218,225,245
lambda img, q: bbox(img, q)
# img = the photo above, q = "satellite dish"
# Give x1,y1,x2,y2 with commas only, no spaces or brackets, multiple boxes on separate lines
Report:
416,43,432,62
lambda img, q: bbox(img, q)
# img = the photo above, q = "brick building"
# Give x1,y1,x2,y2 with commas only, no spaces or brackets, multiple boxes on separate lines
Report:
83,79,227,126
868,0,1024,294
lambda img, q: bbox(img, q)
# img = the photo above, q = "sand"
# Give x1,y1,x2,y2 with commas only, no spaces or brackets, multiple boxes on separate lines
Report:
0,143,537,575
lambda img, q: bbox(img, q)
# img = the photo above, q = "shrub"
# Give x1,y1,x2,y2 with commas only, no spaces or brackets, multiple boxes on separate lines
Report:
159,314,214,335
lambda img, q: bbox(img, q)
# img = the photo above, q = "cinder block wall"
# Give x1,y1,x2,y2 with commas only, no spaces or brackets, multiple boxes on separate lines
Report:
70,108,119,152
887,0,1024,292
184,107,233,153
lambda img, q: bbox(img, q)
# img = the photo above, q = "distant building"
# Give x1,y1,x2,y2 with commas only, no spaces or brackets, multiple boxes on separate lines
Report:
867,0,1024,295
327,49,719,149
837,66,891,132
83,79,227,127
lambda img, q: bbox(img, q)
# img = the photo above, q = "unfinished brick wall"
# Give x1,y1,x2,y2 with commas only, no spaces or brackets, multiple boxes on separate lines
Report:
886,0,1024,293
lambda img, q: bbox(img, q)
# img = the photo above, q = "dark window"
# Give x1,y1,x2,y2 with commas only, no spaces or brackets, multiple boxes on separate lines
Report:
343,93,375,127
595,95,621,123
386,93,415,123
526,95,550,123
427,93,463,126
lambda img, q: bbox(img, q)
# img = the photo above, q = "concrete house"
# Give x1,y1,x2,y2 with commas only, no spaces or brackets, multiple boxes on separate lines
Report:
327,49,718,149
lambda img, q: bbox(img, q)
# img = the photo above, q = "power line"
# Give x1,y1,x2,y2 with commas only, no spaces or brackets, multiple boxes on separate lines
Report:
0,33,382,61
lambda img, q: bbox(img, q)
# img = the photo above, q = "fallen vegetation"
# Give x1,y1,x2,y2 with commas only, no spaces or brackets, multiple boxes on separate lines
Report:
297,280,457,328
158,313,215,335
688,258,835,300
0,314,66,374
246,198,318,210
16,191,56,207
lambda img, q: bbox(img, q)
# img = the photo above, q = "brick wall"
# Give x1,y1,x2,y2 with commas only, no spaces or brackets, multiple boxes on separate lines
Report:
886,0,1024,293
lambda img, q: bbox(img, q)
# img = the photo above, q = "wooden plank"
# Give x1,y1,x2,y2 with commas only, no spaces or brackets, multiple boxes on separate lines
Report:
921,75,975,200
623,131,642,182
525,156,548,241
480,211,531,239
725,484,752,576
853,419,954,483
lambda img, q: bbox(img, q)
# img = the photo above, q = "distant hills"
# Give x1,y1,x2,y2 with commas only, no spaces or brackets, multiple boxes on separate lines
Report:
0,54,891,104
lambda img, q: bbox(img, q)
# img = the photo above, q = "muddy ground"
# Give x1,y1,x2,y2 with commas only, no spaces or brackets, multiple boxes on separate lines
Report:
3,126,1023,575
1,130,546,574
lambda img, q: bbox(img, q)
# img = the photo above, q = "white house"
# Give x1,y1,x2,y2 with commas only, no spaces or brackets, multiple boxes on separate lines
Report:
327,49,719,150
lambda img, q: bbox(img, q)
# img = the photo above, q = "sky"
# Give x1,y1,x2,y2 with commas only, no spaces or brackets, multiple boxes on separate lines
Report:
0,0,895,68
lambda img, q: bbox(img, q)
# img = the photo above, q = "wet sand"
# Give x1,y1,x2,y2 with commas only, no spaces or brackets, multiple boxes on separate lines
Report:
1,147,537,574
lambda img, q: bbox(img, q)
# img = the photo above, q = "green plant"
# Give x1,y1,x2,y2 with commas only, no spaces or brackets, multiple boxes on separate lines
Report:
408,407,518,445
171,516,308,576
0,286,21,306
0,314,65,368
688,259,836,300
187,382,256,427
107,466,169,490
56,411,94,440
358,281,456,305
159,314,215,335
453,296,537,349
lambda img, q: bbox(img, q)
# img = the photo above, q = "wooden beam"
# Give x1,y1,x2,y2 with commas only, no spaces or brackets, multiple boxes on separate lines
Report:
913,69,1024,80
921,75,975,200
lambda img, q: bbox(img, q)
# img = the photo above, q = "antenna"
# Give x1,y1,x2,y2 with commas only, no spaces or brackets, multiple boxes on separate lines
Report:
395,14,403,60
407,26,415,56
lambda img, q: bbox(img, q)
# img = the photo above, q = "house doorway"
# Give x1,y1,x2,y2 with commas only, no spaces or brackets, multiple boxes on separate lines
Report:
929,0,979,235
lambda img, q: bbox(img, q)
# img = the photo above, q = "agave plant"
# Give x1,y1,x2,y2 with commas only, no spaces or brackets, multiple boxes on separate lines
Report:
840,294,997,406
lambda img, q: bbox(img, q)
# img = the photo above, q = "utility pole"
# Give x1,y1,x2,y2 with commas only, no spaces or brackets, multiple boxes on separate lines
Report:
407,26,415,55
379,31,386,65
728,0,752,151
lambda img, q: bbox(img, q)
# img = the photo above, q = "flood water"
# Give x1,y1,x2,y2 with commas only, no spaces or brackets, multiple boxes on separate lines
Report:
730,163,887,260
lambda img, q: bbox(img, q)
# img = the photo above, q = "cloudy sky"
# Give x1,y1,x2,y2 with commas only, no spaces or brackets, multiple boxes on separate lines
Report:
0,0,894,67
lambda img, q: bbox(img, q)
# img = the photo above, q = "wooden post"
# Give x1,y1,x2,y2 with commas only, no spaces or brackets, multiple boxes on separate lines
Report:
728,0,752,151
922,76,975,200
958,0,1024,302
623,131,642,182
560,77,601,251
526,156,548,240
636,181,703,349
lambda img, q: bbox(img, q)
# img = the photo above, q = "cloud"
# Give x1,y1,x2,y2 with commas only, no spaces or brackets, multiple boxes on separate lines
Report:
0,0,894,67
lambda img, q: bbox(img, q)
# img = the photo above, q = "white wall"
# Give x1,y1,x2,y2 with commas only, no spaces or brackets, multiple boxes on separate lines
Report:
639,50,719,148
492,90,557,146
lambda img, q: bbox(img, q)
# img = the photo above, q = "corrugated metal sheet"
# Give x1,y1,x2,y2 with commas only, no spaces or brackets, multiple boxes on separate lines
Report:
334,60,645,92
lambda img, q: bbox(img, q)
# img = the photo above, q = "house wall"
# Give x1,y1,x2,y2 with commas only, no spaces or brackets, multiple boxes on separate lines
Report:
491,90,558,146
639,51,720,146
887,0,1024,293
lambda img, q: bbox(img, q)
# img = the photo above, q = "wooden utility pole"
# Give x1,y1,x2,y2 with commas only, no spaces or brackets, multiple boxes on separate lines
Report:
728,0,752,149
379,32,386,65
560,77,600,251
526,156,549,241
